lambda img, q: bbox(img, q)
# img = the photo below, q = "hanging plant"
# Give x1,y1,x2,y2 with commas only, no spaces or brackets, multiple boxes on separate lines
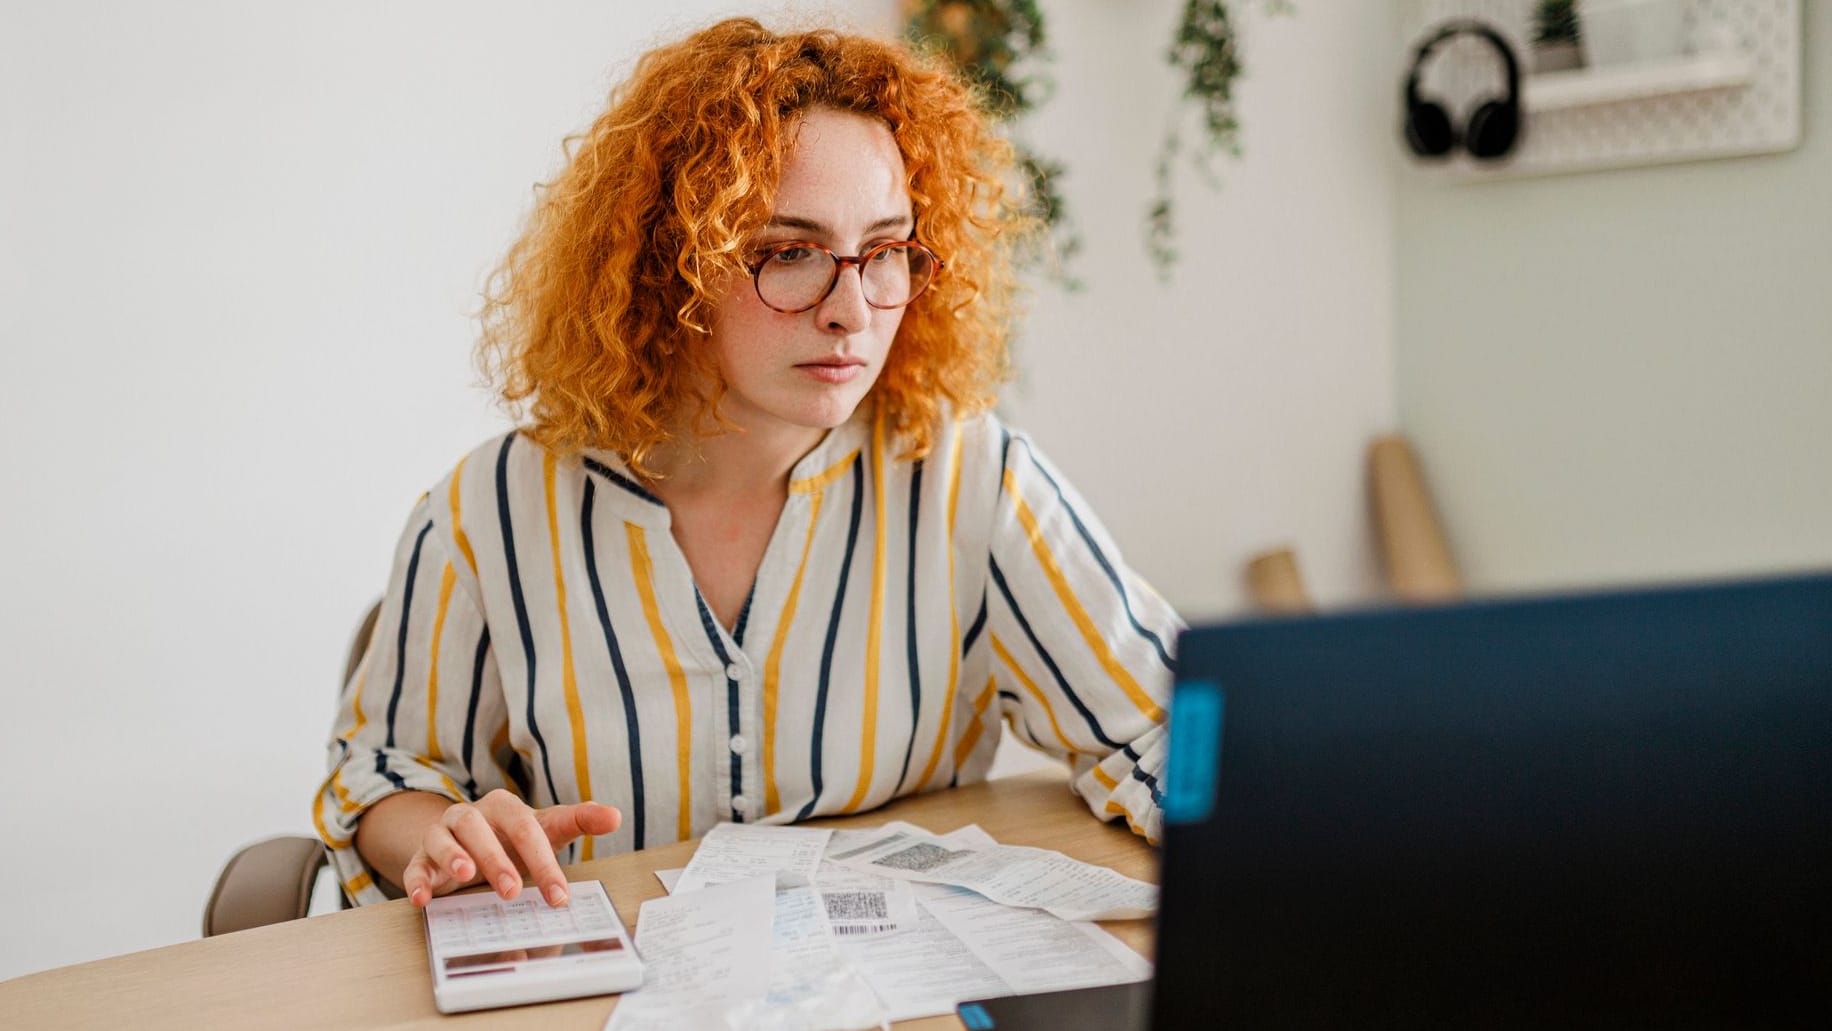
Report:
903,0,1081,287
1151,2,1237,278
903,0,1289,283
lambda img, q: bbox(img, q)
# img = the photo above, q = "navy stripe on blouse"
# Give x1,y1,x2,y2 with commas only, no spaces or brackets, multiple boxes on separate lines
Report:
1122,742,1164,805
384,520,435,749
1010,437,1174,670
799,455,865,822
497,433,561,803
580,478,647,851
895,459,924,794
989,556,1124,752
375,750,408,792
582,456,665,507
460,626,490,798
962,595,989,657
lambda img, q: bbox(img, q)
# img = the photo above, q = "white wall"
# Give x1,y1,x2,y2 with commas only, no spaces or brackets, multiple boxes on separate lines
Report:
1394,5,1832,591
1009,2,1398,617
0,1,1396,980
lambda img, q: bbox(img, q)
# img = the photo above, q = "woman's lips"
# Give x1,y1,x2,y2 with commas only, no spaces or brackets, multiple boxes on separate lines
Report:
796,359,864,384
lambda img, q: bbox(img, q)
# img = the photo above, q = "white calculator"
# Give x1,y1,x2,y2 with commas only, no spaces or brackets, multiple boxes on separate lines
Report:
423,880,644,1014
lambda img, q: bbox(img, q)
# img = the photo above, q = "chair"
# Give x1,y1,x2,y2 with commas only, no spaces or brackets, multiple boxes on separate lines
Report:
202,600,381,937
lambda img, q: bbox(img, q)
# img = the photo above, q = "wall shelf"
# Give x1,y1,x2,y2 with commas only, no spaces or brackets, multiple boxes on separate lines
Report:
1524,51,1755,112
1400,0,1801,179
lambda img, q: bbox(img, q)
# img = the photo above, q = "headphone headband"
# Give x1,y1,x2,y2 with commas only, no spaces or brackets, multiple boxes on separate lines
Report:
1404,20,1520,110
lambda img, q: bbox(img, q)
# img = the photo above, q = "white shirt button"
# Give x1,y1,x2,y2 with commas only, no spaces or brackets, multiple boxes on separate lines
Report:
724,662,745,682
729,734,750,755
731,795,753,815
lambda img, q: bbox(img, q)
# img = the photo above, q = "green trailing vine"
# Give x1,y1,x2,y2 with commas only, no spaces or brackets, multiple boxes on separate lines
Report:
904,0,1291,283
1150,0,1293,279
904,1,1080,287
1147,1,1245,279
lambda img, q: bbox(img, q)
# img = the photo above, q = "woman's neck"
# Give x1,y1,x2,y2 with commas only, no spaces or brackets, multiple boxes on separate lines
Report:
644,418,825,502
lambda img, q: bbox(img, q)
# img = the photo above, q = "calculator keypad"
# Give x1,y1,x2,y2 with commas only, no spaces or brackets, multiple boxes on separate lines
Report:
426,882,622,951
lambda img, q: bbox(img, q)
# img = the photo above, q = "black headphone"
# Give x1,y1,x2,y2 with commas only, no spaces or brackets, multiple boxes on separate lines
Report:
1403,20,1522,161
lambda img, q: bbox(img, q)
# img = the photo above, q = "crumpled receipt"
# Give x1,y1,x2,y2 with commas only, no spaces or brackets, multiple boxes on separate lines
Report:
826,827,1156,922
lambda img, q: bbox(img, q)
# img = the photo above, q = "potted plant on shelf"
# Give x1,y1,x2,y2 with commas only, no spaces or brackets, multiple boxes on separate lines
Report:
1532,0,1586,73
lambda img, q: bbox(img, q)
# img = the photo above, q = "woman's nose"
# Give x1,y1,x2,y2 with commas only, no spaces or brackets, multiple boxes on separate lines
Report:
815,262,873,333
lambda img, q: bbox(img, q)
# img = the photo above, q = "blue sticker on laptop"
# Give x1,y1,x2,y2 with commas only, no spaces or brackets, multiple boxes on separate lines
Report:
1163,679,1224,824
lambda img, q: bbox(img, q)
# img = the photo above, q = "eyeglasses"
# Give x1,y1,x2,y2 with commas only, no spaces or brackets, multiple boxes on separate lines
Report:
748,239,944,314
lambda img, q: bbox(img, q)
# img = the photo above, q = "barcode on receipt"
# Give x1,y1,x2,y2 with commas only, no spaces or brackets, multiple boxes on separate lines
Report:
870,843,967,873
822,891,890,921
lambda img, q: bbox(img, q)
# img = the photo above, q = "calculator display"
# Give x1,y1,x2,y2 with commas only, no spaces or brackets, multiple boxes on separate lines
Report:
443,937,627,976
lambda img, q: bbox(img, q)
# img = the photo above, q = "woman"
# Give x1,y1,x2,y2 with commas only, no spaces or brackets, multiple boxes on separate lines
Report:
316,17,1180,911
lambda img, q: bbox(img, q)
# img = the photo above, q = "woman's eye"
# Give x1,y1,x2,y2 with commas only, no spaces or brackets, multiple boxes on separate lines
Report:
766,246,816,265
866,241,910,264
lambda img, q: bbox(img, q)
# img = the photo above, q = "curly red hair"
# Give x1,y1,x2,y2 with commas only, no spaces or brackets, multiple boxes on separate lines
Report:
477,17,1030,471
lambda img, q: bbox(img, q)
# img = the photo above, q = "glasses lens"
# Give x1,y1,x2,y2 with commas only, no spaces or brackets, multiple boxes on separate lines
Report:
861,242,936,309
755,245,837,312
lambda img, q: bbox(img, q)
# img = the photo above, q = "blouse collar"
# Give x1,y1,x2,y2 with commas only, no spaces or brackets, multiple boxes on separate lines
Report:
577,404,876,528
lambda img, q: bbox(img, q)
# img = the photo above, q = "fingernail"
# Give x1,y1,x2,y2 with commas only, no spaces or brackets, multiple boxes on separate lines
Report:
546,885,569,907
497,875,518,896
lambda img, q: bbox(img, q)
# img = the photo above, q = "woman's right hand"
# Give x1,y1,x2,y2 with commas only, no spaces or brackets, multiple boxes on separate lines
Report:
400,789,622,908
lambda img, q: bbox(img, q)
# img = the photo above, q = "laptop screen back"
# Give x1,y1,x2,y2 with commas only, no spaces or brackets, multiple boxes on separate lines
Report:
1152,573,1832,1026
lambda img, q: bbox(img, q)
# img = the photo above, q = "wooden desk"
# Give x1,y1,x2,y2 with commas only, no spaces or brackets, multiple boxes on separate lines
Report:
2,771,1156,1030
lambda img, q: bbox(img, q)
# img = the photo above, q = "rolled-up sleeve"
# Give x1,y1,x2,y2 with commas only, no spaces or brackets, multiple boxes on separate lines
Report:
313,492,513,904
984,431,1184,844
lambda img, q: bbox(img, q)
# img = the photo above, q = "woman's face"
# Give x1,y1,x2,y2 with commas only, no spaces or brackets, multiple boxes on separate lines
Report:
705,106,912,446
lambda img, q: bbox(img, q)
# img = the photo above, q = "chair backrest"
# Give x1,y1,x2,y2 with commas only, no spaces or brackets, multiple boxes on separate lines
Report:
204,598,388,936
343,600,383,689
203,835,330,937
339,599,404,903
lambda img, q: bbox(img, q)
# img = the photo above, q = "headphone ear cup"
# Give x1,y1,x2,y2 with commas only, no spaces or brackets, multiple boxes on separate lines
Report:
1405,100,1456,157
1464,99,1520,159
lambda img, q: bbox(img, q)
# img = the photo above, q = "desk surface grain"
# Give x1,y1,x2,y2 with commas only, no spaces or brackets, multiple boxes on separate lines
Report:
1,770,1155,1030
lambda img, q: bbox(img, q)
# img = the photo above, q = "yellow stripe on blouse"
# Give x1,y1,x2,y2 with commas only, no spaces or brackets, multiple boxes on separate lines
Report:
311,782,347,847
489,723,518,797
330,768,360,814
954,675,998,769
1003,468,1166,724
545,453,594,859
627,523,694,843
842,413,889,813
790,450,861,494
764,489,824,817
449,455,479,577
427,561,456,762
914,422,968,791
991,633,1084,760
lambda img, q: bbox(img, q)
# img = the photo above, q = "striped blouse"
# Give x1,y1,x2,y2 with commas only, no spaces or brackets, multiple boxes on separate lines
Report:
316,406,1183,904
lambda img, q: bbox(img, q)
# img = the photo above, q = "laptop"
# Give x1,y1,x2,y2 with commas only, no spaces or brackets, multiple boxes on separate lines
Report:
964,571,1832,1028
